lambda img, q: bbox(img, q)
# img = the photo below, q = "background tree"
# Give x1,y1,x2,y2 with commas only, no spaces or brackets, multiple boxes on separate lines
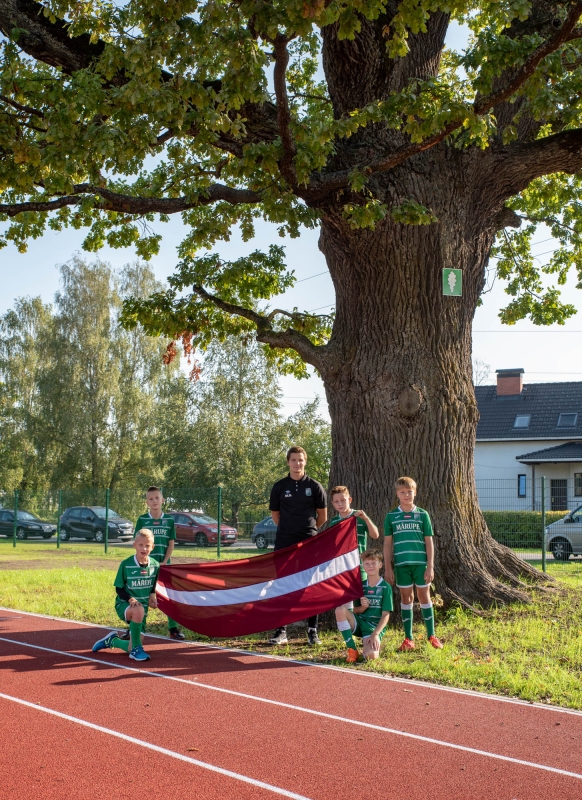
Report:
3,0,582,605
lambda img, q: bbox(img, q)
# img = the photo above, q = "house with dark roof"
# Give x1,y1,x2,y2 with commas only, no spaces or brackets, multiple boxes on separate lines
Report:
475,369,582,511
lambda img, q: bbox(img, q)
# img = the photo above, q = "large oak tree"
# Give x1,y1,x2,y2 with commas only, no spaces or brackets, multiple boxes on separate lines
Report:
2,0,582,606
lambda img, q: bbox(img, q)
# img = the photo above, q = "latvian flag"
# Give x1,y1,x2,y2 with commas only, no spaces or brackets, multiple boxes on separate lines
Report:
156,516,362,637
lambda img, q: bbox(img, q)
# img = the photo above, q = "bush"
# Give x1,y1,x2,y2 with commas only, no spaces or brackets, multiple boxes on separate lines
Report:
483,510,568,547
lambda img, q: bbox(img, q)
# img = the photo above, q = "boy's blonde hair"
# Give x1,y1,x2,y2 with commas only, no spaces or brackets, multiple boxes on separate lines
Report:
135,528,154,544
395,476,417,491
361,548,383,563
330,485,350,497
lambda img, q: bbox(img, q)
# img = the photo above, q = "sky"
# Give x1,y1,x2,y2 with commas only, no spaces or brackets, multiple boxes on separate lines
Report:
1,21,581,419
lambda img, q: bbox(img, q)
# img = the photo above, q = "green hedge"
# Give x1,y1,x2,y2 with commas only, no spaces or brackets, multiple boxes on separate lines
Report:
483,510,568,547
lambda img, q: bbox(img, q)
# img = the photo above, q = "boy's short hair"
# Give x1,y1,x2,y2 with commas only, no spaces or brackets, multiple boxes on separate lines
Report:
361,548,383,563
395,476,417,491
330,485,350,497
286,446,307,461
135,528,154,544
146,485,162,495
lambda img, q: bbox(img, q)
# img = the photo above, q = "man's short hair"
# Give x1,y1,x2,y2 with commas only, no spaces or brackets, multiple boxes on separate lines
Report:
330,485,350,497
395,476,417,491
135,528,154,544
146,485,162,495
361,548,383,563
286,446,307,462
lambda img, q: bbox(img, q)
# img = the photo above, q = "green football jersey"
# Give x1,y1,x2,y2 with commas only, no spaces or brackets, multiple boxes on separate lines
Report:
114,555,159,611
359,578,393,627
135,512,176,564
383,506,433,567
328,512,368,553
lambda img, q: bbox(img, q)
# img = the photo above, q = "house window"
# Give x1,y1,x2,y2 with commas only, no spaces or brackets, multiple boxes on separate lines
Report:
557,413,578,428
518,474,527,497
575,473,582,497
513,415,530,428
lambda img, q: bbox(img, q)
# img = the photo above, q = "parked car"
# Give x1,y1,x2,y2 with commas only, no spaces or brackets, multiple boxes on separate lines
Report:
251,516,277,549
0,509,56,539
168,511,238,547
59,506,133,542
545,504,582,561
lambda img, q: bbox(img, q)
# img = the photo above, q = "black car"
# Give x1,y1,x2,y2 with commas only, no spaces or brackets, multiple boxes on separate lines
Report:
251,516,277,549
0,509,57,539
59,506,134,542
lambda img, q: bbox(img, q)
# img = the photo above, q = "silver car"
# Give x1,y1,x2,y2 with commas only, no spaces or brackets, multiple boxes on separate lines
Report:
545,504,582,561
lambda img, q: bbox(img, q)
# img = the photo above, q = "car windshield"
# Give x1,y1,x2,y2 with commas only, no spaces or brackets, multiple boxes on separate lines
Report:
92,508,122,519
16,511,38,521
192,514,217,525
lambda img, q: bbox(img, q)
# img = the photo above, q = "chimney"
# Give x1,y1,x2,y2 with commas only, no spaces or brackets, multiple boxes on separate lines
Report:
496,368,524,396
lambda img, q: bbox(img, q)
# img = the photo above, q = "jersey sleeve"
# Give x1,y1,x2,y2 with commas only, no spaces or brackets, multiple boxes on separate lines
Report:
269,482,280,512
167,516,176,541
113,561,126,589
383,514,393,538
314,482,327,508
422,510,434,537
134,515,145,537
381,583,394,613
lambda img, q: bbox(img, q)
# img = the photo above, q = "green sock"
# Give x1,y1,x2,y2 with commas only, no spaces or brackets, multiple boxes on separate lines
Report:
401,603,414,640
168,617,179,630
111,636,129,653
340,628,357,650
421,604,435,638
130,620,142,649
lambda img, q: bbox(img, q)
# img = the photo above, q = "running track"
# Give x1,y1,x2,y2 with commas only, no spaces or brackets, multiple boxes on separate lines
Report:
1,609,581,799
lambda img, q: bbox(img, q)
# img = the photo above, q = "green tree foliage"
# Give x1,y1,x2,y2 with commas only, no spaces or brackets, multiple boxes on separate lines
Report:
161,336,331,523
1,0,582,342
0,257,177,489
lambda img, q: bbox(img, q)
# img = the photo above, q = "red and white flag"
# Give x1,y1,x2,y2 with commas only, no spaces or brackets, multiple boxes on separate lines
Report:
156,516,361,637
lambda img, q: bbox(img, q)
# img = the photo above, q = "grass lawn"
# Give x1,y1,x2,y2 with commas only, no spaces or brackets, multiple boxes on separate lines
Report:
1,541,582,709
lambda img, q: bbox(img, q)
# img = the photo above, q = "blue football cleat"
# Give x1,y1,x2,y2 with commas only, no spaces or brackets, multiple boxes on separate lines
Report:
92,631,117,652
129,645,151,662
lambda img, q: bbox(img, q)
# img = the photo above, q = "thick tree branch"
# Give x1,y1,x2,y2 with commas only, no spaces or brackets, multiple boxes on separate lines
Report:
273,34,298,188
192,284,327,371
0,182,263,217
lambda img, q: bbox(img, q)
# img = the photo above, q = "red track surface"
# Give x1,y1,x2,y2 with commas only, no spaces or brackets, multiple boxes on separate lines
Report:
1,609,582,800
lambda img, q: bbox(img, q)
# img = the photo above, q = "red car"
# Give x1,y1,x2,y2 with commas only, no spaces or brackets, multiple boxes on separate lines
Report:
169,511,238,547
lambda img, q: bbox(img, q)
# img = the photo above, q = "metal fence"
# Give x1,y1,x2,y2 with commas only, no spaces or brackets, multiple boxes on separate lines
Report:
476,477,582,576
2,479,581,577
0,486,269,557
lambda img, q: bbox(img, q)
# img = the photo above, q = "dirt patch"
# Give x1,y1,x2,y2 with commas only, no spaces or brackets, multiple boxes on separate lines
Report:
0,556,207,571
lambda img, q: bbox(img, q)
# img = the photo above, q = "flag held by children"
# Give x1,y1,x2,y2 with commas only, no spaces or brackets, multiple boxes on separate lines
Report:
156,516,361,637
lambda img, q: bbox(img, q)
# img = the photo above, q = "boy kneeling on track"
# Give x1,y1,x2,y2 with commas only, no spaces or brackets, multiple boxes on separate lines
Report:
334,549,393,663
92,529,159,663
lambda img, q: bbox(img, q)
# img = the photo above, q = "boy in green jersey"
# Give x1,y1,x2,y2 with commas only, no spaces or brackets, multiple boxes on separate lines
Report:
335,549,393,663
92,529,158,662
133,486,185,640
383,476,443,652
328,485,379,611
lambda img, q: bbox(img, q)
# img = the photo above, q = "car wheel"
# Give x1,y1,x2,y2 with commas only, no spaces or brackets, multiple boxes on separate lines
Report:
255,534,268,549
195,532,208,547
551,537,572,562
94,529,105,544
16,527,27,540
59,527,70,542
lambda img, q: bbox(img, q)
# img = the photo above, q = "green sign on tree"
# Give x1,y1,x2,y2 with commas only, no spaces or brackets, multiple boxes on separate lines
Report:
443,269,463,297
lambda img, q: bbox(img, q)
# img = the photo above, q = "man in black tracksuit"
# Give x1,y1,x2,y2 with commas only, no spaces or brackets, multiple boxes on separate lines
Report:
268,445,327,646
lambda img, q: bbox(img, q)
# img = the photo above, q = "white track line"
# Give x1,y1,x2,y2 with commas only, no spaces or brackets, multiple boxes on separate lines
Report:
2,606,582,717
0,692,312,800
1,636,581,781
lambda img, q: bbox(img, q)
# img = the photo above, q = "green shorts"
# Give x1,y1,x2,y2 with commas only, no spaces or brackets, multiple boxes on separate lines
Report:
115,602,147,632
395,563,428,588
351,616,386,641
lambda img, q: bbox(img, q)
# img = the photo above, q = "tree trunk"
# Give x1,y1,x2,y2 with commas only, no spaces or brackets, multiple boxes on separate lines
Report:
317,158,549,608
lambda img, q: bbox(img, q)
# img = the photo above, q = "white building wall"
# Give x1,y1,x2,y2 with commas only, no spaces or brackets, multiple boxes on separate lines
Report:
474,439,582,510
